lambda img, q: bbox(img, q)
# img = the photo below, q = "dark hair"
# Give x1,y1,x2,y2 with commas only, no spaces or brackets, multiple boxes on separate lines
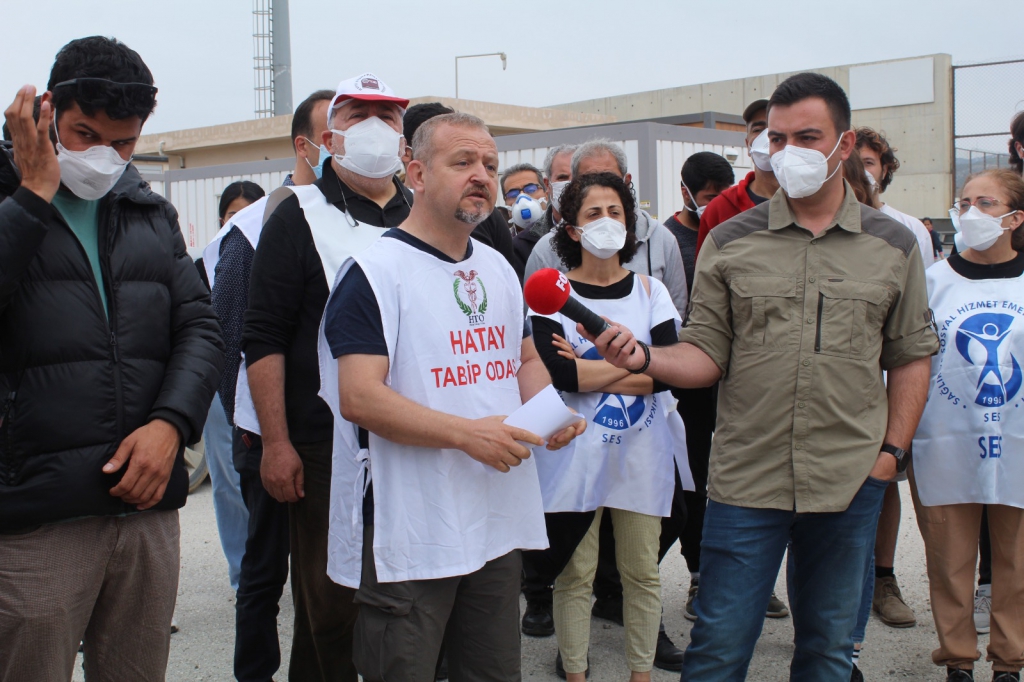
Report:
403,102,455,143
1010,110,1024,174
291,89,334,151
219,181,266,220
552,173,638,269
768,72,851,135
47,37,156,123
854,127,900,192
842,152,874,206
681,152,735,196
500,163,543,196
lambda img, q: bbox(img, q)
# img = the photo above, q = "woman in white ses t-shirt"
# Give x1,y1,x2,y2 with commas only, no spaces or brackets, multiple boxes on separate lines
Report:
528,172,685,682
911,168,1024,682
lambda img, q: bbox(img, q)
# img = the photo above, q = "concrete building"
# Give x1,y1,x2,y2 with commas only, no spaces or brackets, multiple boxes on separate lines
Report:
552,53,954,219
137,54,955,254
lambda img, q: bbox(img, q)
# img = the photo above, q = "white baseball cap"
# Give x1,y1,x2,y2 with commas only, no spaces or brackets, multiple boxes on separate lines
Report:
328,72,409,120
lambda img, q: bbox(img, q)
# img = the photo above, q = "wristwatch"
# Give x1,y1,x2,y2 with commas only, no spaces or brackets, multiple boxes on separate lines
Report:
880,444,910,473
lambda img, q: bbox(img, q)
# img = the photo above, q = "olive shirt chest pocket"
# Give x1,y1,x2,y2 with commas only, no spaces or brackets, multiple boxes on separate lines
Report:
728,275,798,349
815,278,893,358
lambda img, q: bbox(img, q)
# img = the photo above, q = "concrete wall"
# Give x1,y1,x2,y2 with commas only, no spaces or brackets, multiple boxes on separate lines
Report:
553,54,954,219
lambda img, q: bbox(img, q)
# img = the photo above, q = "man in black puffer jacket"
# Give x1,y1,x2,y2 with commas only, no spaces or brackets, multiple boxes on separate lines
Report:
0,37,223,682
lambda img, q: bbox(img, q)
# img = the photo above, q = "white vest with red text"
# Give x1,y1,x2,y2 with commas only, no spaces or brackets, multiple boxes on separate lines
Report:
319,235,547,585
913,259,1024,509
222,185,386,434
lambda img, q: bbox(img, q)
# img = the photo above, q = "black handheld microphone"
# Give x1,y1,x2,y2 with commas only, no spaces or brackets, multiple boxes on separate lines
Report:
524,268,619,341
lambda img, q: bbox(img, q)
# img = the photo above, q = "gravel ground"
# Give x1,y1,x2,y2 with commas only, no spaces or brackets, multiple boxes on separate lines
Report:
74,481,994,682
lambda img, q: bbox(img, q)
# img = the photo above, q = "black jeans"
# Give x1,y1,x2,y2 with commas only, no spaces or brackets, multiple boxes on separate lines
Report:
233,429,290,682
288,439,359,682
676,385,715,573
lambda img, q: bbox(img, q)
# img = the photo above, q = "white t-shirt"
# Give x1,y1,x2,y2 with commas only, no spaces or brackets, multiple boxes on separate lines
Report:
880,203,935,269
912,259,1024,509
530,274,688,517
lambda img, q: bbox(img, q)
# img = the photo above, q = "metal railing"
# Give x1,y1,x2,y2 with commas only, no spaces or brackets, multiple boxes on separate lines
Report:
951,57,1024,195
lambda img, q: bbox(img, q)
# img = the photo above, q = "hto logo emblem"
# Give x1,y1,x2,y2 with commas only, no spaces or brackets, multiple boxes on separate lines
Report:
955,312,1023,407
453,269,488,326
594,393,647,431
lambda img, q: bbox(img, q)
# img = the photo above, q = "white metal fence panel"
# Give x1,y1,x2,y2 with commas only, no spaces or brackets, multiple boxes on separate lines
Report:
144,163,293,256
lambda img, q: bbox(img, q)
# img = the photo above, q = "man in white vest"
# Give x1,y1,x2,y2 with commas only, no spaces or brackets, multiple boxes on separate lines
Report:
323,112,584,681
203,88,333,682
241,73,411,681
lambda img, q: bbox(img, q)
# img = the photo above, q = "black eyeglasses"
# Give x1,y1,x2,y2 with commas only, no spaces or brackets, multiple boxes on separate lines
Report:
504,183,542,201
52,78,158,103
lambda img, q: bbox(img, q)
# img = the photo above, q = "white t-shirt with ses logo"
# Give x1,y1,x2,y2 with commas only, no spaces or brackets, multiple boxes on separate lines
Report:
913,259,1024,509
530,274,686,517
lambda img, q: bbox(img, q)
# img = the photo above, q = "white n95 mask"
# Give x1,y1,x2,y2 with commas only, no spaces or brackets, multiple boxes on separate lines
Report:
331,117,404,179
53,113,129,200
577,216,626,259
512,194,543,230
770,135,844,199
749,129,773,172
549,180,569,214
950,205,1017,251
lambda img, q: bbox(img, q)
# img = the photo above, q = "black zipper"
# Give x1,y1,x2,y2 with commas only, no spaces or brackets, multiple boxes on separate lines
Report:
814,292,824,353
98,200,125,440
0,390,16,486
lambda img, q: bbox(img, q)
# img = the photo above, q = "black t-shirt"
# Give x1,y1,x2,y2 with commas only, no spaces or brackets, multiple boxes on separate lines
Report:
242,162,413,443
530,273,678,394
470,209,517,277
947,251,1024,280
746,184,769,206
663,213,698,296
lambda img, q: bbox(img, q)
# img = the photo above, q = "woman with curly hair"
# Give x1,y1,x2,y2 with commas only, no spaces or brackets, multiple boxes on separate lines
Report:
527,172,685,682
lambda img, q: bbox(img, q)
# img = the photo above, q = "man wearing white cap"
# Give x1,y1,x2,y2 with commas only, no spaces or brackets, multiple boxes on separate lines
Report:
241,72,411,681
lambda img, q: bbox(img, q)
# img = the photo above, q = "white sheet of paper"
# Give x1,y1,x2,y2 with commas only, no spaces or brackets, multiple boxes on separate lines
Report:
504,385,582,443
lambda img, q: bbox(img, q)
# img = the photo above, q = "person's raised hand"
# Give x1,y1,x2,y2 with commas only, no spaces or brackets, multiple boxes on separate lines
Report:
105,419,181,510
576,320,644,372
4,86,60,202
458,415,542,472
261,439,305,503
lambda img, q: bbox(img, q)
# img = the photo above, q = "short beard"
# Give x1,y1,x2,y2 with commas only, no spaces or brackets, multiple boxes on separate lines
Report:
455,207,488,225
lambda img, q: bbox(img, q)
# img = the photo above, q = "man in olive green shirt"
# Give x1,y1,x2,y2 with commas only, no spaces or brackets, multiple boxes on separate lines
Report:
583,73,937,681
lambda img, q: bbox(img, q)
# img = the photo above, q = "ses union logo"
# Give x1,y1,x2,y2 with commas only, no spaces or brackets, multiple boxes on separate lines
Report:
955,312,1023,407
581,346,648,430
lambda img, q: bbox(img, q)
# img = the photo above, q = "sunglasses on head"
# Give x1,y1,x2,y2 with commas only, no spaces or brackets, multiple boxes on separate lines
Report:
52,78,158,105
504,183,541,201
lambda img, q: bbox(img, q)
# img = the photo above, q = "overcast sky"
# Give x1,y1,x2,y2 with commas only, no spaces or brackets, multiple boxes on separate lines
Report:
3,0,1023,136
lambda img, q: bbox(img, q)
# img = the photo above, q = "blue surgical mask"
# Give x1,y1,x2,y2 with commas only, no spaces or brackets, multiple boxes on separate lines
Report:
303,138,331,179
